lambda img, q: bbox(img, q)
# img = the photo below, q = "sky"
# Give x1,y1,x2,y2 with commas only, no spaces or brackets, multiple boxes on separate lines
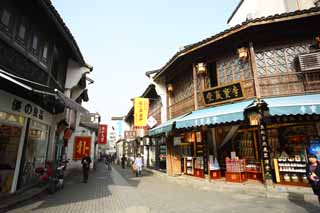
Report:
52,0,239,122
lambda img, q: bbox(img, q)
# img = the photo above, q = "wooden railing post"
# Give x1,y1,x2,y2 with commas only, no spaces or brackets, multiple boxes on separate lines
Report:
249,42,261,99
193,64,198,110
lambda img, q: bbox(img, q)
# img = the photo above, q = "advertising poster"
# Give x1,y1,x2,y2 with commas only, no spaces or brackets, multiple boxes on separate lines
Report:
73,136,91,160
98,124,107,144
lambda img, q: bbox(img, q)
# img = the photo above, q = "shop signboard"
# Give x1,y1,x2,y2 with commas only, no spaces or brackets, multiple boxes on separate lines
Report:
73,136,91,160
147,116,157,128
124,130,136,140
134,98,149,127
98,124,107,144
203,81,245,106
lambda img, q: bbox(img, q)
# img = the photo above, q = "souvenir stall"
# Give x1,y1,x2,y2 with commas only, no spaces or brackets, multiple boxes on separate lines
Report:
272,123,318,186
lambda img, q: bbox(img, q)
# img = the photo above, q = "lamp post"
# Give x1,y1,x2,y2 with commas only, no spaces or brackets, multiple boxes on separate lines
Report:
244,98,273,185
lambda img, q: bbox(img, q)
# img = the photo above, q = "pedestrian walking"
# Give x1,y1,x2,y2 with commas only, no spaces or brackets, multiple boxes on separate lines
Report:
81,154,92,183
134,154,143,177
306,154,320,203
121,155,126,169
105,154,112,171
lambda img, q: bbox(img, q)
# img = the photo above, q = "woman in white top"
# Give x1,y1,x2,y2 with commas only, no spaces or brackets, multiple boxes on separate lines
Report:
134,154,143,177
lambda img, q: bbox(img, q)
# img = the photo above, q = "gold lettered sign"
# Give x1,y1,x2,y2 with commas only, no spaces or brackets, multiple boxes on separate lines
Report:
203,81,245,105
134,98,149,127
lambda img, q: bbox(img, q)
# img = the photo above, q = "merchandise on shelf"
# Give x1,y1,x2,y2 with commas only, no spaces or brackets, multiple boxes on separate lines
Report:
226,159,246,173
275,155,308,185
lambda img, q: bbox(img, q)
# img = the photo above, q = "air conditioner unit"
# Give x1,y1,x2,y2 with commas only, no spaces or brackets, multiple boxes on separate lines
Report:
298,51,320,71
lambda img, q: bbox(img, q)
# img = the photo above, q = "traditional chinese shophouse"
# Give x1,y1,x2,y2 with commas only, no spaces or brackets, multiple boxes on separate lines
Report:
0,0,92,195
124,83,168,171
149,7,320,186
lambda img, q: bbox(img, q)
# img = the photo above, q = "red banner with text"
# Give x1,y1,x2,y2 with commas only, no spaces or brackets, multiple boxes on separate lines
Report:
73,136,91,160
98,124,108,144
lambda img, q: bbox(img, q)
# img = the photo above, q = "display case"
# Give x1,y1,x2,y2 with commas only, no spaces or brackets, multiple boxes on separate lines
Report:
225,159,247,182
274,156,309,187
186,156,194,175
194,157,204,178
245,161,262,181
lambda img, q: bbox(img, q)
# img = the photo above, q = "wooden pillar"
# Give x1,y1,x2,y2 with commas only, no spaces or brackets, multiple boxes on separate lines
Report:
249,42,261,99
193,64,198,110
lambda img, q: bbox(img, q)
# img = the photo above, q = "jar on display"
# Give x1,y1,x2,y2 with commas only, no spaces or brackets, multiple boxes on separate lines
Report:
283,173,291,182
291,174,299,183
301,175,309,184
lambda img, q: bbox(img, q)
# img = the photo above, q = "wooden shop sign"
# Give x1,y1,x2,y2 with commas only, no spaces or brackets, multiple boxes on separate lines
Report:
203,81,245,106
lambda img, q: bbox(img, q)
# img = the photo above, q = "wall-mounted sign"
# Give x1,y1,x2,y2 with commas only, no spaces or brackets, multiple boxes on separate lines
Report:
203,81,245,106
134,98,149,127
124,130,136,140
11,99,45,120
98,124,107,144
73,136,91,160
147,116,157,128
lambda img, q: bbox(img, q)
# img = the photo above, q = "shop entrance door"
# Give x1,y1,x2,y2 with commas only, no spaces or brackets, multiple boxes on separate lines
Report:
0,124,22,195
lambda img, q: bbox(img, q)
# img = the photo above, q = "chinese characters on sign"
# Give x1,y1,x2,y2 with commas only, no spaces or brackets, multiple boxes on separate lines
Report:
98,124,107,144
73,136,91,160
202,82,245,105
134,98,149,127
124,130,136,140
11,99,44,120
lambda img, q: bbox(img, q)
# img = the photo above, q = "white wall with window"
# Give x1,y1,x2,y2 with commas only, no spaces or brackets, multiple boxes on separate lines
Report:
228,0,317,27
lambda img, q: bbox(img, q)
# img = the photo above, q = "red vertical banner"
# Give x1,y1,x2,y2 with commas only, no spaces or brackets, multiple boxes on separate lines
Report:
73,136,91,160
98,124,107,144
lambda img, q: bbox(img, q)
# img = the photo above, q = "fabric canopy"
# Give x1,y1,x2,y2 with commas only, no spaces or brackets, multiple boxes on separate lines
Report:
175,100,252,129
267,94,320,116
175,94,320,129
149,113,190,136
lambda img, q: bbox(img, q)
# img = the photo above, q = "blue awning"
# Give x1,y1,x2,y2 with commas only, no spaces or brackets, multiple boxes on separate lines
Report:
175,94,320,129
267,94,320,116
149,113,190,136
176,100,253,129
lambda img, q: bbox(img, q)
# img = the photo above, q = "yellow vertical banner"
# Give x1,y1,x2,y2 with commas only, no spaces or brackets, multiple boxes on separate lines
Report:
134,98,149,127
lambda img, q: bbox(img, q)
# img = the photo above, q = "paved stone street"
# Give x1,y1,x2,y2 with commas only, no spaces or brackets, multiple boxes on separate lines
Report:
7,163,320,213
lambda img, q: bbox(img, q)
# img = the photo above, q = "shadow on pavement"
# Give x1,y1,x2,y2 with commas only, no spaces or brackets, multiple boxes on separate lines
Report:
288,192,320,212
10,162,113,212
111,164,154,188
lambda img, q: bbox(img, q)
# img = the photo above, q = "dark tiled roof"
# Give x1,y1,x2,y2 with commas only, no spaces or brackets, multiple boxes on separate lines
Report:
145,69,160,77
154,7,320,80
39,0,88,67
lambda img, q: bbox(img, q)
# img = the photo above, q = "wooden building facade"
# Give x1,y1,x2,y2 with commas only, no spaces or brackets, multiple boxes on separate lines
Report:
150,7,320,185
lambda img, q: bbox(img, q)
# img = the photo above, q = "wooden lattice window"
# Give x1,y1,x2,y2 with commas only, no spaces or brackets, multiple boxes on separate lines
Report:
171,72,194,105
217,56,251,85
255,44,310,76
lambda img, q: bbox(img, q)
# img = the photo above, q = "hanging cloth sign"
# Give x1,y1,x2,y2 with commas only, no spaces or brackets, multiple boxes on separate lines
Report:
134,98,149,127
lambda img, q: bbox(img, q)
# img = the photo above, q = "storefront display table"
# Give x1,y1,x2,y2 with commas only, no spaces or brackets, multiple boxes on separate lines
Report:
225,172,247,182
246,170,262,181
194,168,204,178
210,170,221,179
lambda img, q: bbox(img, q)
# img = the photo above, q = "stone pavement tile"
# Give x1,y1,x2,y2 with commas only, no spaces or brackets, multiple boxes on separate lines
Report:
7,163,320,213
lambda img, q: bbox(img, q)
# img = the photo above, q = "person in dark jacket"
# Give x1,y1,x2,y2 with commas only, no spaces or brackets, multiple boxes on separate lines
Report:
81,154,92,183
306,154,320,203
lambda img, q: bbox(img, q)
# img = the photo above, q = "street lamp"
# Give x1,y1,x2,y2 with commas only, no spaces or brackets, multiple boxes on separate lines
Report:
244,98,272,184
196,62,207,75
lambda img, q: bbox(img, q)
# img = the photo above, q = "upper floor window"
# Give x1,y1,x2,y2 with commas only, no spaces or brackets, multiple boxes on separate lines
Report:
16,18,27,46
207,62,218,88
255,43,309,76
40,41,49,63
217,56,252,85
0,9,13,34
30,33,39,56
